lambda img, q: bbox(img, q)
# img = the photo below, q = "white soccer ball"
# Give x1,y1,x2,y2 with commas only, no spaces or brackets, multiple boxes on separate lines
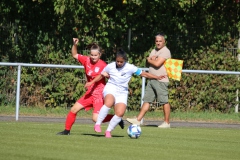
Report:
127,124,142,139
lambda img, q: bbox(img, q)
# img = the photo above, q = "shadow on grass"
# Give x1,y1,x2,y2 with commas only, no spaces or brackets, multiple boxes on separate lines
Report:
82,133,124,138
142,124,158,127
142,124,177,128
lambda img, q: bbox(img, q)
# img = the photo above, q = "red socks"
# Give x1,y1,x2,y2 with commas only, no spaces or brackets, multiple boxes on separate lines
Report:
65,112,114,130
102,114,114,123
65,111,77,130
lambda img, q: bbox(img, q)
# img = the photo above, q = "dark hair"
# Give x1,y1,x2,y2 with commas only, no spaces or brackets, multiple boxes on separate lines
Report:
86,42,101,53
116,48,128,61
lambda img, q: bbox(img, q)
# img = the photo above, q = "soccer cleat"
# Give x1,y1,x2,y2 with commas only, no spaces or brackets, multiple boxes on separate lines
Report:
56,129,70,135
105,131,112,138
126,118,141,125
118,119,125,129
94,124,102,133
158,121,170,128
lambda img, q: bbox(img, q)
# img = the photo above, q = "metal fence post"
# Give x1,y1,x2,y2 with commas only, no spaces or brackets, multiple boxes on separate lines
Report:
236,32,240,113
140,77,146,124
15,64,22,121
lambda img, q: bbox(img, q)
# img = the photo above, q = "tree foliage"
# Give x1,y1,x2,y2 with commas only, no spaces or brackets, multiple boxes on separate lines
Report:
0,0,240,112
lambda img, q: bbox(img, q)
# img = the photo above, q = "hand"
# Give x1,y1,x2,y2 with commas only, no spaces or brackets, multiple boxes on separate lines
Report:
84,82,93,89
149,55,158,60
73,38,79,45
158,75,167,80
102,72,109,78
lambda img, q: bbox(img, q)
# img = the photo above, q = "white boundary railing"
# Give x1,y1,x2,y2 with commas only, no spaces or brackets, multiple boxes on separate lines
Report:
0,62,240,121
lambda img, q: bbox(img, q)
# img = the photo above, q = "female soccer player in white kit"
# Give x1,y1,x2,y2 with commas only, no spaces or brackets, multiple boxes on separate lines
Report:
85,49,165,138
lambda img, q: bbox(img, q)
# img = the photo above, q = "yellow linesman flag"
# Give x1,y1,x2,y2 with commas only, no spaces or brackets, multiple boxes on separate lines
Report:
164,59,183,81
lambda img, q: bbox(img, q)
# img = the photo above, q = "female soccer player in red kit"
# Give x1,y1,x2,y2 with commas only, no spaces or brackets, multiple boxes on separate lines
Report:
57,38,124,135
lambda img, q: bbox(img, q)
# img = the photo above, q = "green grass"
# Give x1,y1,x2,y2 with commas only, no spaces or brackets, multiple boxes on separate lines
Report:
1,106,240,123
0,122,239,160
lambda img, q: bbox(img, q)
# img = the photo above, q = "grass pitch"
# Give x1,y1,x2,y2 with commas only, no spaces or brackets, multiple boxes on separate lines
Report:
0,122,239,160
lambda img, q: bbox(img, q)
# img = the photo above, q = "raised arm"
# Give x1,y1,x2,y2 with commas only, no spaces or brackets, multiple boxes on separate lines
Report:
72,38,79,59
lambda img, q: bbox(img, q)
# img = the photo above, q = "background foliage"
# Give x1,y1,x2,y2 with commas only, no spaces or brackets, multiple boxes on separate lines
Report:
0,0,240,112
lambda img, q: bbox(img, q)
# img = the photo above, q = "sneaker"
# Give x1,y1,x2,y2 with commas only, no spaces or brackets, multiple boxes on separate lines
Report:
94,124,101,133
158,121,170,128
105,131,112,138
126,118,141,125
118,119,124,129
56,129,70,135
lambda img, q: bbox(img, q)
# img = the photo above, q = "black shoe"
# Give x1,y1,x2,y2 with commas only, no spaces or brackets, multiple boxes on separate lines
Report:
118,119,124,129
56,129,70,135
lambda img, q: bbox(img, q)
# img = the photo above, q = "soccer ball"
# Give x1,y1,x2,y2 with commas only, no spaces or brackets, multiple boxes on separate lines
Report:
127,124,142,139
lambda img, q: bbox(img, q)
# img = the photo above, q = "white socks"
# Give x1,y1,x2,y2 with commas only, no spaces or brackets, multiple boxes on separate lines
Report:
96,105,122,133
106,115,121,132
96,105,110,125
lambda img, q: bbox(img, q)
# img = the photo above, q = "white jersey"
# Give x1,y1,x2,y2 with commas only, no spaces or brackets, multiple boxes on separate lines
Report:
102,62,142,90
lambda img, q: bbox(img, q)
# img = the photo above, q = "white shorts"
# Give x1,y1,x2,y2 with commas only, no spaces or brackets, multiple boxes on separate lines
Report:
103,83,128,105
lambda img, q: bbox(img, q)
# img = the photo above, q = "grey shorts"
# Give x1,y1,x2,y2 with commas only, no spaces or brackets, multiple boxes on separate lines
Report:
143,80,169,105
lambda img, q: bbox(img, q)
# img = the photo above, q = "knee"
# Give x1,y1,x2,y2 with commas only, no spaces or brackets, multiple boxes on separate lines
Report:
115,111,124,117
70,103,83,113
70,107,78,114
164,103,171,108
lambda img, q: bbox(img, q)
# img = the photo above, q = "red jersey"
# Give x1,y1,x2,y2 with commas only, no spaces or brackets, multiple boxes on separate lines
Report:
77,54,106,94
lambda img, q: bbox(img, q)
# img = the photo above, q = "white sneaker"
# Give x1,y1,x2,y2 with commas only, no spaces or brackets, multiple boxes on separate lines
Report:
126,118,141,125
158,121,170,128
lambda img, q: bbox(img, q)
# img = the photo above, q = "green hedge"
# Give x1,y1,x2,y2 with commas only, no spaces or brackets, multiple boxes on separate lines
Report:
0,0,240,112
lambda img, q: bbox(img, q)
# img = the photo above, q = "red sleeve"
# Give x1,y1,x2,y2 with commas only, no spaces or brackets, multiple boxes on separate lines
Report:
77,54,88,65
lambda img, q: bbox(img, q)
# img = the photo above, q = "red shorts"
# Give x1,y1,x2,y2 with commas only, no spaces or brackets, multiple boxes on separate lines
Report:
77,91,104,114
